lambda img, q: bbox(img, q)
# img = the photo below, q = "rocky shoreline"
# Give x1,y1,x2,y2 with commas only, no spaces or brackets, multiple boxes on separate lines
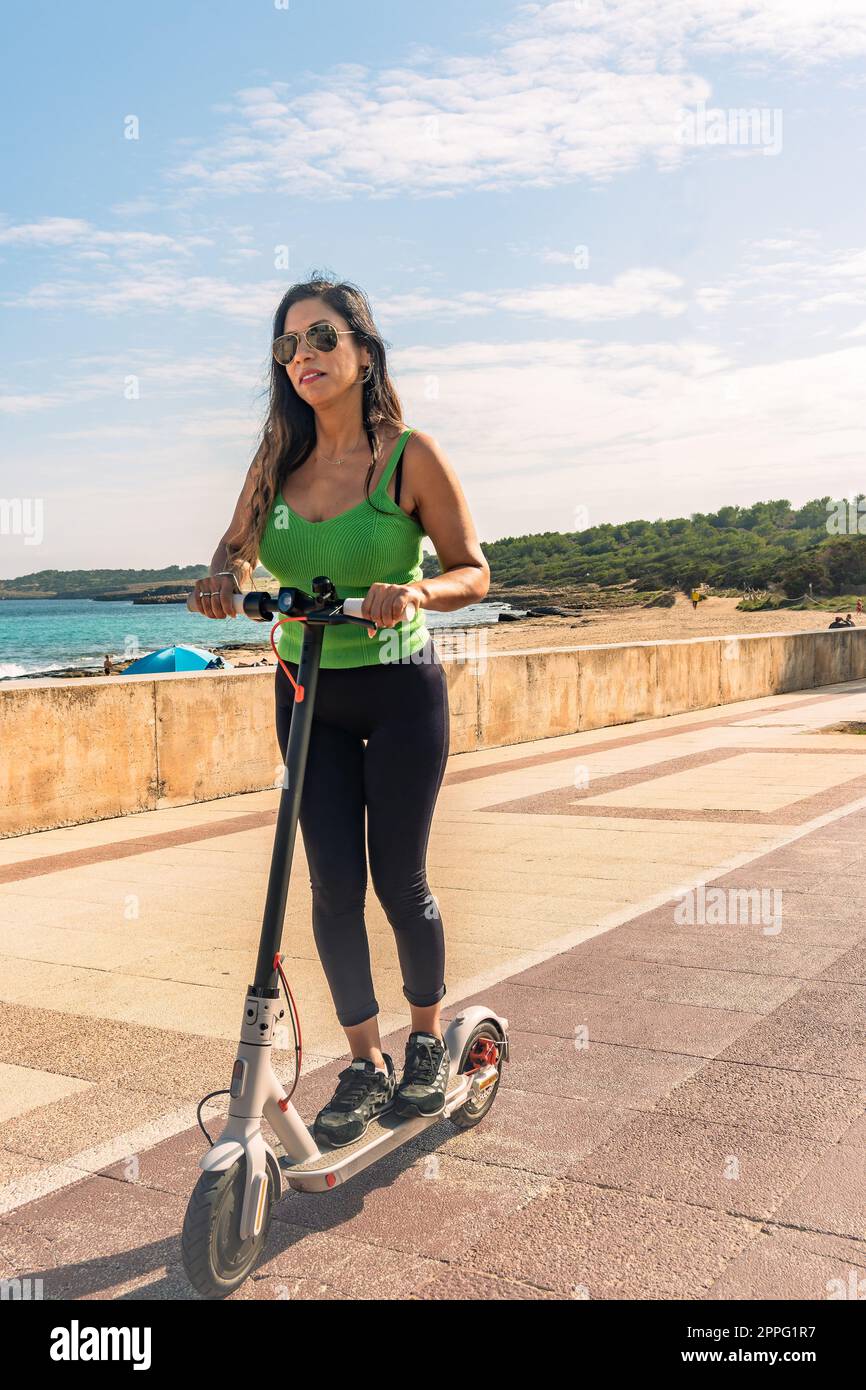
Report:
5,594,860,682
7,651,275,681
0,588,674,682
2,601,554,681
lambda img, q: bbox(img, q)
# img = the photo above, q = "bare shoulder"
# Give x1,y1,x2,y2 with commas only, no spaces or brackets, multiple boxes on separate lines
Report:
404,428,448,462
397,429,483,549
398,430,461,527
402,429,460,488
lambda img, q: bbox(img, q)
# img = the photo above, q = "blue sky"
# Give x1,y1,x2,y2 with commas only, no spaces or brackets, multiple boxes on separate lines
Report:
3,0,866,577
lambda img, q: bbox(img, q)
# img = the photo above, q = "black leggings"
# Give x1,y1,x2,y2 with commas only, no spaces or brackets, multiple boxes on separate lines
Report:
275,643,450,1028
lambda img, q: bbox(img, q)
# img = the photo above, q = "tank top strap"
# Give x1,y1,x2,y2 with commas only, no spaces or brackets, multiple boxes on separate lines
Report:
394,453,403,506
374,427,413,499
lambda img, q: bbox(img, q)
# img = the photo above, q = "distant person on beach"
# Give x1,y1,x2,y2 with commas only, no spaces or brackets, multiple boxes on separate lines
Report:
828,615,848,629
844,613,855,626
103,654,112,674
691,588,700,610
857,598,863,618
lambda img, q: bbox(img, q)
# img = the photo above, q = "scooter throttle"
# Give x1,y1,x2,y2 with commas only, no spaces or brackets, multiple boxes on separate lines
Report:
342,597,416,625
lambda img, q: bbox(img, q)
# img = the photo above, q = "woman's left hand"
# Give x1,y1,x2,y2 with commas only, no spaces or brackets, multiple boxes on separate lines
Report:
361,583,424,631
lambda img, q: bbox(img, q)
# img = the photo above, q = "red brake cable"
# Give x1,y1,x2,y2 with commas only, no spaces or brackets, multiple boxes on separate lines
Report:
270,615,307,701
273,951,302,1103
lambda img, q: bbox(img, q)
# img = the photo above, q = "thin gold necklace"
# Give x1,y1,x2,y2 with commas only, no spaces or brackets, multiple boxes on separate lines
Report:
315,428,367,467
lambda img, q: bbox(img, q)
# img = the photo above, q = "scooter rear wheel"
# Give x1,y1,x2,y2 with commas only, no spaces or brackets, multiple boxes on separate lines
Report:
181,1154,279,1299
448,1019,506,1130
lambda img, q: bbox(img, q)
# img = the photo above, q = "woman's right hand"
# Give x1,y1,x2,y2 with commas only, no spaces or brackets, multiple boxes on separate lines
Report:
189,573,239,620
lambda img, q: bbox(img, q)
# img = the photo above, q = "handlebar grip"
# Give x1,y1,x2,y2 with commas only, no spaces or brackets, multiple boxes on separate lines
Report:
186,590,260,617
343,597,416,624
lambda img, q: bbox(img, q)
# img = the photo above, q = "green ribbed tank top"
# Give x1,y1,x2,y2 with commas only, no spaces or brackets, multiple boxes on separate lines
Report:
257,427,430,669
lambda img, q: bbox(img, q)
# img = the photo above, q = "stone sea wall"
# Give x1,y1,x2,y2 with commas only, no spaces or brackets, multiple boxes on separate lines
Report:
2,628,864,836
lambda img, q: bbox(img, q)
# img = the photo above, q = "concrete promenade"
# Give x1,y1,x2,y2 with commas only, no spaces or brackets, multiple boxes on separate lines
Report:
1,676,865,1299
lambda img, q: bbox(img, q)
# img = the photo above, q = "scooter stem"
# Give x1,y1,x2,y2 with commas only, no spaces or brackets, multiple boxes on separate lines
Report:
252,619,324,993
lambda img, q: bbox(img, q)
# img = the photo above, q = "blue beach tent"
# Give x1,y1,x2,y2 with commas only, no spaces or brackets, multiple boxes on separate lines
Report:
123,645,233,675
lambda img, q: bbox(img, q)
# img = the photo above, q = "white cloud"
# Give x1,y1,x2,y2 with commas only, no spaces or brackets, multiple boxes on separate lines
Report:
0,392,67,415
493,270,686,320
164,1,866,201
110,198,162,218
693,238,866,322
519,1,866,70
1,351,266,416
0,217,206,254
7,269,282,321
168,67,706,200
378,270,685,322
375,291,492,321
7,256,686,328
390,332,866,536
694,286,732,313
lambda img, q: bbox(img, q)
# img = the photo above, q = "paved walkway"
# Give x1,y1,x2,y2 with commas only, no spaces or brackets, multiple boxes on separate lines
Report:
1,677,865,1299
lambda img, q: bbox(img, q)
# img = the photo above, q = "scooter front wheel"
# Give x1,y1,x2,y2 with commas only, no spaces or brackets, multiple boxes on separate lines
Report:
181,1154,279,1299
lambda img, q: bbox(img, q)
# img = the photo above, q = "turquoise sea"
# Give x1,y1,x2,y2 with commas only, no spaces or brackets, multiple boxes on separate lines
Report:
0,598,522,679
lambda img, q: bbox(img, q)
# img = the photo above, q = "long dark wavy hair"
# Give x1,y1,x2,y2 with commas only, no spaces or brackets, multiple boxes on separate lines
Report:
224,276,405,573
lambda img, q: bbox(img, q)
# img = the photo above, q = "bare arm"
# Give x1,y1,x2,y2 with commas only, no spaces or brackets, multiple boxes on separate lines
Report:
403,431,490,612
362,430,489,628
192,452,261,619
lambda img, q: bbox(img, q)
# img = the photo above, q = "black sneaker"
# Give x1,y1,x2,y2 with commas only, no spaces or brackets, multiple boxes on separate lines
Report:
313,1055,396,1149
394,1032,450,1118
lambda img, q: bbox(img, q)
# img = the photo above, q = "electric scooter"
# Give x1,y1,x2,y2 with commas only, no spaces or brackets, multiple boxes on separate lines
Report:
180,577,509,1299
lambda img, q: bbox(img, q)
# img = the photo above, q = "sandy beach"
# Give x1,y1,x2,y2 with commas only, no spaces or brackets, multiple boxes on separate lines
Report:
218,594,862,664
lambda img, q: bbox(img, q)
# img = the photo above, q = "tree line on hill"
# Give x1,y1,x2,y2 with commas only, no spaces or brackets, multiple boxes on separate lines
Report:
0,565,271,600
3,496,866,599
456,496,866,596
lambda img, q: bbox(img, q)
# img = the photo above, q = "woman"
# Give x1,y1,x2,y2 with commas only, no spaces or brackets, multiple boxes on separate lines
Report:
191,277,490,1148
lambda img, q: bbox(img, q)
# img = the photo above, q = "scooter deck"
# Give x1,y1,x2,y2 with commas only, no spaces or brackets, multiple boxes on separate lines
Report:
276,1073,468,1191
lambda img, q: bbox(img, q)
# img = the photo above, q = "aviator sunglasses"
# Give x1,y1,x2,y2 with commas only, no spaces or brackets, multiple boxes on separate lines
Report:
272,320,357,366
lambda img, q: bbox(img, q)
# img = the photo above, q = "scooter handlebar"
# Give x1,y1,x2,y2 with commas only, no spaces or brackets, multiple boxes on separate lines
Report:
187,590,415,625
